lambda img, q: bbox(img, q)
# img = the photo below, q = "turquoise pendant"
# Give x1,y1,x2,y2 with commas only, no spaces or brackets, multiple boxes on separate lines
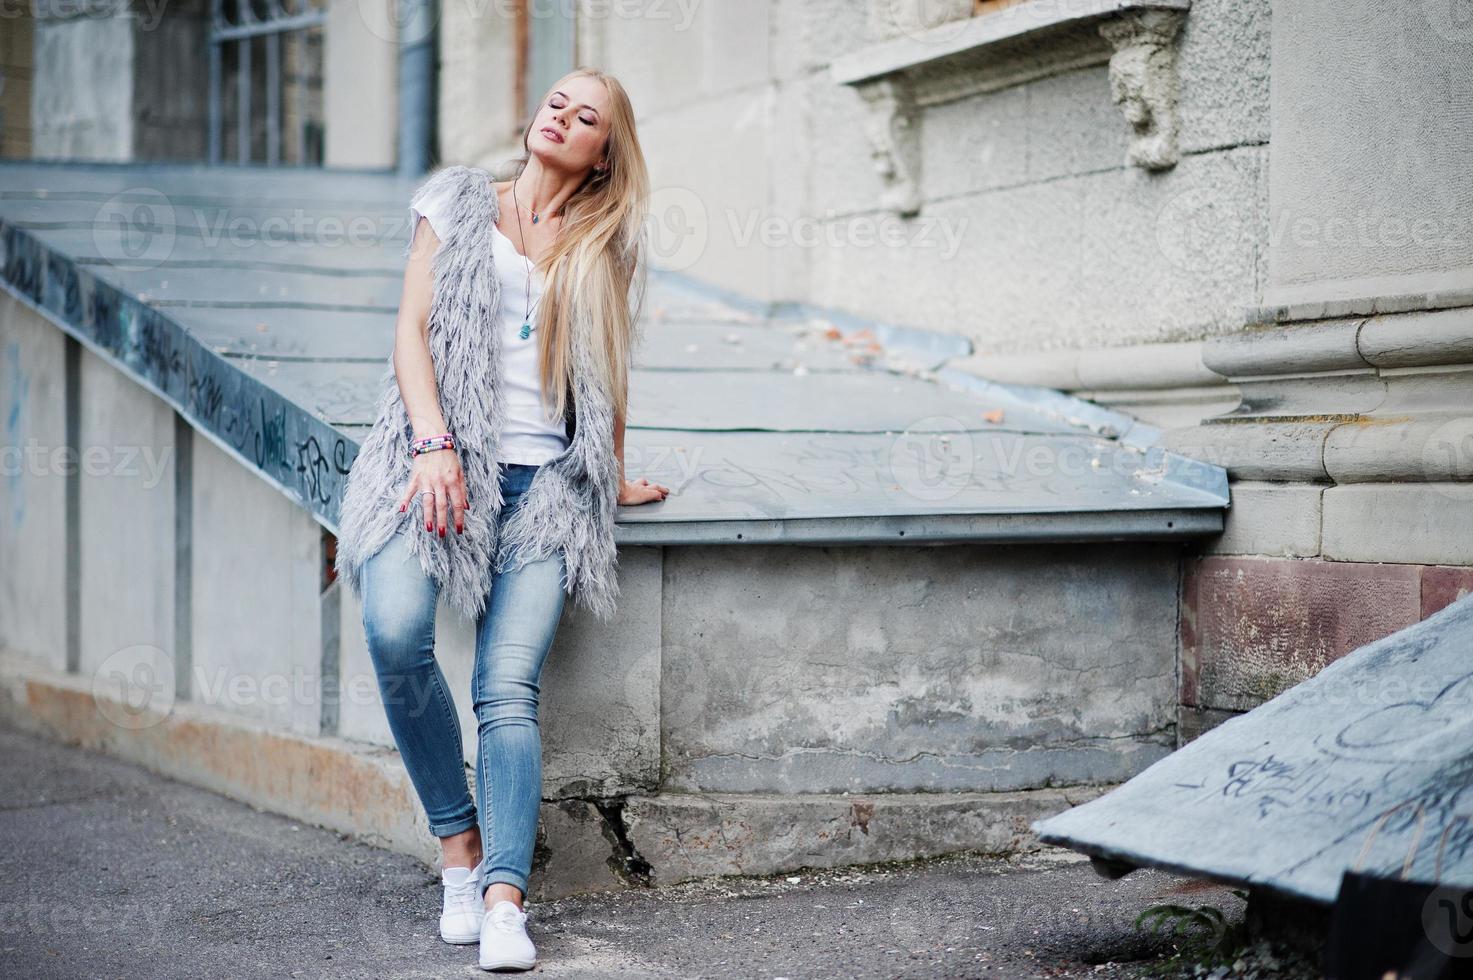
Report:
531,213,539,224
520,323,532,340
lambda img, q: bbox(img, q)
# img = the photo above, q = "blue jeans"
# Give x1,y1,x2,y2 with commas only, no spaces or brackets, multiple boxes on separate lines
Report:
358,462,567,899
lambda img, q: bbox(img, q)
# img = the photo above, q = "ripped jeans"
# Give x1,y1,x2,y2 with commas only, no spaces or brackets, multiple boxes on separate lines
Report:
358,462,567,899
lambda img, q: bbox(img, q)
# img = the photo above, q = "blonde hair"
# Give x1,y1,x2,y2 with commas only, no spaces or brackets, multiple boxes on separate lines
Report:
495,67,650,426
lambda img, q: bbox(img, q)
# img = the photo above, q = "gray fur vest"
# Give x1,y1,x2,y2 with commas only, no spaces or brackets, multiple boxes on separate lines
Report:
333,164,623,623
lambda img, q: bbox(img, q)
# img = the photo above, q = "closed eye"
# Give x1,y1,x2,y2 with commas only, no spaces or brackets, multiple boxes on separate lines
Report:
549,94,600,127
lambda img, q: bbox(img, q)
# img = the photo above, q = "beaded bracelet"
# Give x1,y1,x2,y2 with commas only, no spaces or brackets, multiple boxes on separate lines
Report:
409,440,454,458
409,432,456,459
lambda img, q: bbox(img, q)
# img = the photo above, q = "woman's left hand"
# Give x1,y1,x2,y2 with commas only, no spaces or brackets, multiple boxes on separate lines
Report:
618,476,670,505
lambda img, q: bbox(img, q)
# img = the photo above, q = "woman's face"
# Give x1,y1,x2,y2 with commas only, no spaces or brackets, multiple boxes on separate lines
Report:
529,76,611,176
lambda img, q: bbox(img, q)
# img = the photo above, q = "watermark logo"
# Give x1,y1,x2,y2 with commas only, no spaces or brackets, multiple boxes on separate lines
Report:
645,185,709,272
355,874,438,945
1422,883,1473,959
888,877,981,948
1154,186,1256,275
889,416,976,502
1421,417,1473,501
93,189,177,273
1420,0,1473,43
357,0,438,45
880,0,974,43
92,645,175,730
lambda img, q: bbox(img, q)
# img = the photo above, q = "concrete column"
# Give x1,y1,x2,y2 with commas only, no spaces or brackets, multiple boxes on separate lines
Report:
323,0,400,168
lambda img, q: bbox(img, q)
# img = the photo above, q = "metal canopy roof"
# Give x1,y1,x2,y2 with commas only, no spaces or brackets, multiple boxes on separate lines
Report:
0,161,1228,544
1033,592,1473,905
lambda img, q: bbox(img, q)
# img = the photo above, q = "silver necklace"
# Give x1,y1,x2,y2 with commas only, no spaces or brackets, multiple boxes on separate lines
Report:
510,178,553,341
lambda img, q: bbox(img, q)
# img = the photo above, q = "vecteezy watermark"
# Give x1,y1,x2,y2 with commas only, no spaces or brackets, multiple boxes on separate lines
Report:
644,185,710,272
1420,0,1473,43
182,206,405,252
444,0,701,30
1421,417,1473,501
648,642,771,754
885,417,1248,505
889,416,977,503
192,666,337,715
574,0,701,32
1287,671,1473,717
0,0,168,31
89,653,446,730
1422,873,1473,959
93,188,178,273
356,0,437,46
879,0,974,43
641,189,972,273
0,898,171,944
888,876,983,949
1154,184,1469,275
1267,210,1469,252
888,884,1150,949
0,439,175,489
93,193,419,272
884,0,1129,45
192,666,433,717
93,645,176,730
621,443,704,493
728,209,969,262
355,880,441,946
1153,185,1260,275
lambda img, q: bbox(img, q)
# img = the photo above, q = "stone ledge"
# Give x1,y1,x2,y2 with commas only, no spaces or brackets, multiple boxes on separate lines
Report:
1208,305,1473,377
0,647,441,863
950,339,1225,393
831,0,1190,86
622,785,1110,886
1249,283,1473,326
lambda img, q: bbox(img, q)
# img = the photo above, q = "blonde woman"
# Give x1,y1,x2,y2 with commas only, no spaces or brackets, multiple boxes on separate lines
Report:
333,68,669,971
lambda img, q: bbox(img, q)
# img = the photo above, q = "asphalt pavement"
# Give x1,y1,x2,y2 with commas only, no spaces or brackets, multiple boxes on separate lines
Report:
0,721,1281,979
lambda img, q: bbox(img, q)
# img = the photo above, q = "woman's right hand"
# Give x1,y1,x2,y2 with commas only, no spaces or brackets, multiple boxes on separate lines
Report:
397,447,470,537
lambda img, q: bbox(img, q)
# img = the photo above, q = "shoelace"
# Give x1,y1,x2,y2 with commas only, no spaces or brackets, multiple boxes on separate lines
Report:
486,904,529,932
443,877,480,906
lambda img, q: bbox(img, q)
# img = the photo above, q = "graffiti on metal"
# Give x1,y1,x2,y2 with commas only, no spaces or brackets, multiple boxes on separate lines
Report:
1,224,355,528
1033,592,1473,904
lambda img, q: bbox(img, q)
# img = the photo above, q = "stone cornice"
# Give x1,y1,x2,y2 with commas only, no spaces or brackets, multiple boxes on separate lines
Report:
832,0,1192,213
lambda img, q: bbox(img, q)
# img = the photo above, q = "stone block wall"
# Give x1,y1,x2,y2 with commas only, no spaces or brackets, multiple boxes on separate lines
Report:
1178,556,1473,740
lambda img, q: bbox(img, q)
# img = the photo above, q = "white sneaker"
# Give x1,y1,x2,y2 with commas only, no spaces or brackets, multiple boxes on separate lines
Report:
479,899,537,971
439,859,485,944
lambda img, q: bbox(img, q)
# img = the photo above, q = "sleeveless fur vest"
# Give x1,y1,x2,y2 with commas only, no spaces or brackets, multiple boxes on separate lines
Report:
333,164,624,623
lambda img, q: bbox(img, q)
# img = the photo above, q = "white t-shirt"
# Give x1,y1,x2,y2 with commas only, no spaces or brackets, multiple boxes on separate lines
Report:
410,182,571,466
